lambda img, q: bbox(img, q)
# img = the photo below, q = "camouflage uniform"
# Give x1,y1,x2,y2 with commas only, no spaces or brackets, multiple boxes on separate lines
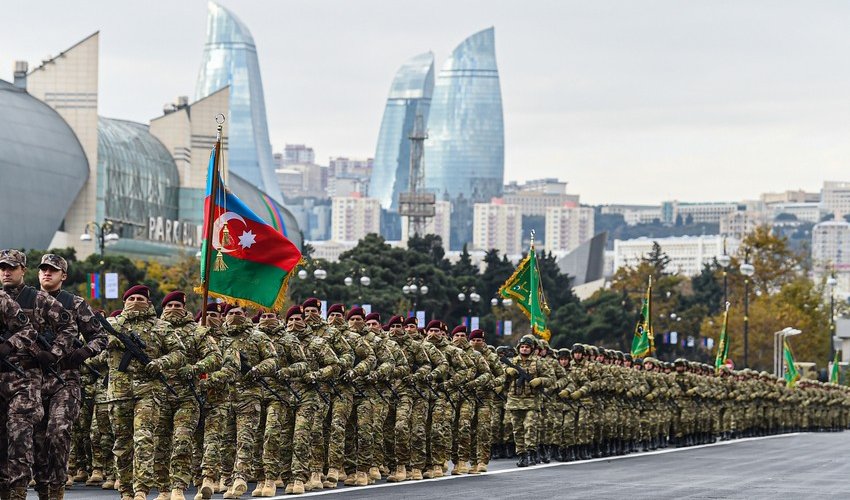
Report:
34,281,108,495
198,318,231,494
504,335,550,466
451,336,491,472
106,305,186,498
406,328,447,475
335,326,376,480
470,340,505,470
0,288,40,500
426,333,471,476
155,309,221,493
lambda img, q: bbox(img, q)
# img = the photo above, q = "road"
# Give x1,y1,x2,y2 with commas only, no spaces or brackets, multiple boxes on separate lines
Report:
55,431,849,499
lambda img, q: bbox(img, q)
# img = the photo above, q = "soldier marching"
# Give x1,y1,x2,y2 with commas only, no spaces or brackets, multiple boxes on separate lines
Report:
0,254,847,499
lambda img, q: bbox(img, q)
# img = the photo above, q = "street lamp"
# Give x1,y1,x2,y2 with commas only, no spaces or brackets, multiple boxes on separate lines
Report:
458,286,481,326
717,242,731,306
774,327,802,378
81,220,119,309
344,268,370,302
296,263,327,302
828,274,838,363
740,249,755,367
403,277,429,311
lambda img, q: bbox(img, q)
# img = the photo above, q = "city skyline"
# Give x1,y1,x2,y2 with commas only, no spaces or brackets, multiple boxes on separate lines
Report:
2,1,850,205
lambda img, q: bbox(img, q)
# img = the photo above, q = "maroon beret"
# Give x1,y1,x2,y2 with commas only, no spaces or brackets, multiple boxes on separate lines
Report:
161,290,186,308
222,303,243,315
123,284,150,301
426,319,443,331
451,325,468,336
285,305,303,321
382,323,390,331
387,315,404,326
302,297,321,310
403,316,418,326
469,329,485,340
328,303,345,315
251,311,261,323
346,306,365,320
365,312,381,324
109,309,122,318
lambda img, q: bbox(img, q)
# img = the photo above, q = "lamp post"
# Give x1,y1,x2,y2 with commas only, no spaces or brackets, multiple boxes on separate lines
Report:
402,278,429,312
740,249,755,367
774,327,802,378
717,241,731,307
828,274,838,364
296,264,327,302
344,269,371,303
457,286,481,327
80,220,119,309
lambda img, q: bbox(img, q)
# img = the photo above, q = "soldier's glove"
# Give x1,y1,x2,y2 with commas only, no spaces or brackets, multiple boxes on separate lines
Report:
570,390,584,400
342,370,356,382
208,371,228,388
107,336,124,351
645,394,656,402
145,360,164,377
558,389,571,399
303,372,318,384
64,346,93,369
505,367,518,377
36,350,59,369
244,367,262,382
178,365,197,380
277,367,291,380
529,377,544,388
494,385,504,395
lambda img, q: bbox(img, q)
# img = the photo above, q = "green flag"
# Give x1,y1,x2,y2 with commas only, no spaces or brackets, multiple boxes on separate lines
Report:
830,350,841,384
499,245,551,341
714,302,731,372
783,340,801,388
630,279,653,358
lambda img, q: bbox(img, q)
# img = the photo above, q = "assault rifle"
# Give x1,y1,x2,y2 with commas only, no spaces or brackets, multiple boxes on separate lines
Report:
71,337,103,379
238,351,293,407
499,357,532,390
96,314,178,398
35,333,66,385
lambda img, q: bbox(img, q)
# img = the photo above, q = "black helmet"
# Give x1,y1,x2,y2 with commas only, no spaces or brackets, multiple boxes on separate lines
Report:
572,343,585,354
674,358,688,367
517,334,537,349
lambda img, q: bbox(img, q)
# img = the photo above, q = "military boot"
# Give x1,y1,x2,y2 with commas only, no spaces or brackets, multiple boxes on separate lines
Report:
475,462,488,473
343,473,357,486
307,472,324,490
9,488,26,500
200,477,216,499
73,470,89,483
516,452,529,467
259,479,276,497
87,469,104,486
171,489,186,500
354,472,369,486
387,465,407,482
291,480,305,495
154,491,169,500
49,486,66,500
133,491,147,500
368,467,381,481
102,476,116,490
325,468,339,486
284,483,293,495
250,481,263,497
409,468,423,480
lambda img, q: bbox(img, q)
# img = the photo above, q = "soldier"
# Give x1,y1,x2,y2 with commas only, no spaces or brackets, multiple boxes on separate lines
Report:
212,304,276,499
0,249,78,500
554,348,577,461
468,329,504,473
533,339,559,463
503,334,549,467
155,291,222,500
33,254,108,499
449,326,491,474
493,346,515,458
105,285,186,500
385,315,430,483
558,344,596,460
249,310,279,497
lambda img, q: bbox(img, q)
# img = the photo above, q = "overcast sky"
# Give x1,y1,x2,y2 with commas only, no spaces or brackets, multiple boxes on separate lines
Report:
3,1,849,205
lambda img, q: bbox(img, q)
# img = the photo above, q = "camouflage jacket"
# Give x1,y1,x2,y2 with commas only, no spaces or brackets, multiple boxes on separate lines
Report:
105,307,186,401
291,325,340,397
391,333,431,396
265,328,308,402
454,338,493,394
49,289,108,369
4,283,77,360
161,310,222,401
505,354,549,410
0,290,37,364
310,317,355,373
343,327,377,385
218,322,277,398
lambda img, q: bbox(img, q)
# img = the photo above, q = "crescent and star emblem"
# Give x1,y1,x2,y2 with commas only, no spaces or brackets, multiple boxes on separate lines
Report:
212,212,258,252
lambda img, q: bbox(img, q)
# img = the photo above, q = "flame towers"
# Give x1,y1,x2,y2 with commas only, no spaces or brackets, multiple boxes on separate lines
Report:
195,1,282,203
424,27,505,249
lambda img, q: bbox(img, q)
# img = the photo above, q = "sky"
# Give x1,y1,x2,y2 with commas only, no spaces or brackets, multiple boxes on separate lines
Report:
2,0,850,205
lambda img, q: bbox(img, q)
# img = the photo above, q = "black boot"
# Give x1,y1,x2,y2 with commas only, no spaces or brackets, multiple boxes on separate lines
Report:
507,442,516,458
517,452,529,467
541,444,550,464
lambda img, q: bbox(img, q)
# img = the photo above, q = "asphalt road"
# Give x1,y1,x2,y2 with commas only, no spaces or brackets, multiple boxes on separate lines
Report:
54,431,849,500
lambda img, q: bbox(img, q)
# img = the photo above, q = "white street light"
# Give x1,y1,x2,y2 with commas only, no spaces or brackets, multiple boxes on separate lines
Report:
297,269,308,280
827,276,838,288
717,254,731,268
740,262,755,277
503,298,513,307
491,298,499,307
314,269,327,280
409,284,419,294
470,292,481,302
458,292,466,302
403,285,411,294
105,232,120,243
360,276,371,287
79,233,93,242
344,276,353,287
420,285,429,295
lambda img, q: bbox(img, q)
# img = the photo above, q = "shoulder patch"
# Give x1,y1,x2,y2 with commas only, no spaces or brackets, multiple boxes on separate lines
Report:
16,311,27,324
59,310,71,323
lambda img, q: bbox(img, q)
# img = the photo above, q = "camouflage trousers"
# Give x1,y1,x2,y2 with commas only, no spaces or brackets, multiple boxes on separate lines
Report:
451,396,474,463
309,395,330,474
560,403,578,447
220,403,237,481
428,396,453,468
347,392,376,472
230,396,262,482
0,368,44,489
509,408,538,454
67,380,94,475
471,396,493,465
153,394,200,490
109,394,161,495
372,394,391,468
327,388,353,472
200,401,228,480
34,374,82,489
91,400,114,476
393,391,429,469
264,396,317,483
575,399,594,445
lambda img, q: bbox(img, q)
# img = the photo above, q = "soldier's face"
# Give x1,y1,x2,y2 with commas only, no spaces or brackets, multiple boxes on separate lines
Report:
470,338,486,349
328,312,344,323
573,353,582,362
0,264,25,286
389,324,403,336
365,319,381,331
164,301,184,311
558,357,569,367
427,327,442,339
519,344,532,356
38,266,66,292
645,364,654,372
287,314,305,329
304,306,321,318
348,316,364,329
405,324,418,334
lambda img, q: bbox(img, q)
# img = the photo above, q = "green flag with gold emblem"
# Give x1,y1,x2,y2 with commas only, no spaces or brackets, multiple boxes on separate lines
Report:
499,242,551,341
783,339,801,388
714,302,731,373
630,278,654,358
830,350,841,384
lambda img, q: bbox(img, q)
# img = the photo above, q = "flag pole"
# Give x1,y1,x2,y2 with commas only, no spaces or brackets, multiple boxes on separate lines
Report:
529,229,535,336
648,275,655,357
200,114,226,326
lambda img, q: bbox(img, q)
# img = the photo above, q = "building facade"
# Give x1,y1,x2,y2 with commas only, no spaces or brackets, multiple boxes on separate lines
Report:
425,27,504,249
544,205,595,253
613,235,738,277
194,1,282,202
661,201,739,225
331,196,381,242
472,200,521,256
369,52,434,211
821,181,850,219
503,179,580,217
720,209,770,240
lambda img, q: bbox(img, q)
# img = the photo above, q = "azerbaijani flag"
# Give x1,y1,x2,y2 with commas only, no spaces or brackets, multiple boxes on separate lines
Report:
195,147,302,311
88,273,100,300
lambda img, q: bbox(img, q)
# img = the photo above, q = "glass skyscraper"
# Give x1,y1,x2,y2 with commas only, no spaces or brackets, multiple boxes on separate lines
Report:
369,52,435,211
424,27,504,249
194,1,283,203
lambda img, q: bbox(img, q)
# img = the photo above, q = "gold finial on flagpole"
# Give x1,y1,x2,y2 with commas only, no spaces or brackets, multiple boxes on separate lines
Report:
530,229,535,250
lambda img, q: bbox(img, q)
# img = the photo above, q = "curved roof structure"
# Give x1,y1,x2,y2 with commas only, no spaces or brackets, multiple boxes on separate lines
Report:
0,80,89,249
98,117,180,234
230,172,303,250
370,52,435,211
194,1,282,203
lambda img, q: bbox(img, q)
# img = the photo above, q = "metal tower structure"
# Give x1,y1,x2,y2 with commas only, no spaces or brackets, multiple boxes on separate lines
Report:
399,114,435,237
